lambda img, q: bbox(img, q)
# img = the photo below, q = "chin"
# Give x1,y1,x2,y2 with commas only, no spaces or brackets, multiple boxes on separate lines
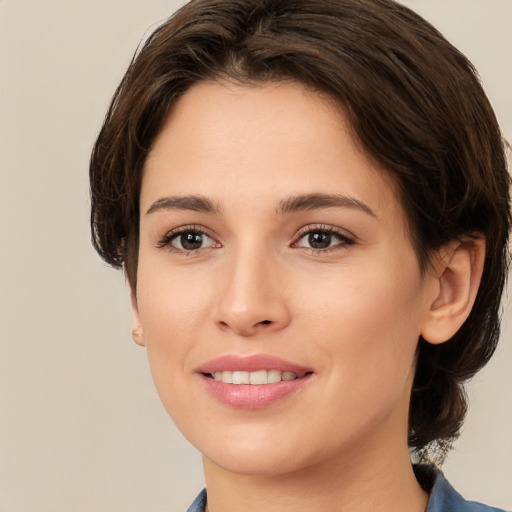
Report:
204,447,311,477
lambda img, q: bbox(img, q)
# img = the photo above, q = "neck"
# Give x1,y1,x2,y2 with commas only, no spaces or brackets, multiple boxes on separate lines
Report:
203,437,427,512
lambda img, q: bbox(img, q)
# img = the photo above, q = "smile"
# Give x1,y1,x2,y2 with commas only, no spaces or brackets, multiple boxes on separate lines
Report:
197,355,314,409
210,369,308,384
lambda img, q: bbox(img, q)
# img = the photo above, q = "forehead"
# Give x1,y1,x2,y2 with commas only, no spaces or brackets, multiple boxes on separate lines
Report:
141,81,406,225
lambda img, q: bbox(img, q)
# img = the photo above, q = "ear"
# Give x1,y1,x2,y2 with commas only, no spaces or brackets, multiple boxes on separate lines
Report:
421,237,485,345
130,289,145,347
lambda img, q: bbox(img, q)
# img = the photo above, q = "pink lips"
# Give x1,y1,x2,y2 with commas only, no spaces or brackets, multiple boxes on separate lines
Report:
198,354,311,374
197,354,313,409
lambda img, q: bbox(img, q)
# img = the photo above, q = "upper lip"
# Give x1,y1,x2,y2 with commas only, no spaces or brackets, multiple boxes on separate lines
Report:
197,354,312,374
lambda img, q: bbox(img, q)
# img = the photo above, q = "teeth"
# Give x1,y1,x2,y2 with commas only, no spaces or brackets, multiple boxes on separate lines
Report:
249,370,268,385
211,369,304,384
267,369,282,383
221,371,232,383
232,371,250,384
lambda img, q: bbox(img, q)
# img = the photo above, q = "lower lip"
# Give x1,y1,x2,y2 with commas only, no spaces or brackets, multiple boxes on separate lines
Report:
201,374,313,409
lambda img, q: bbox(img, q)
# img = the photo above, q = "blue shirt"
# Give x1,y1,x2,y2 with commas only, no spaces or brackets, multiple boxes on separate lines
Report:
186,466,508,511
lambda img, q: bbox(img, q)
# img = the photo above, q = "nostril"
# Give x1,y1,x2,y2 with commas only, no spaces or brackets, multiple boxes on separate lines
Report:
260,320,271,325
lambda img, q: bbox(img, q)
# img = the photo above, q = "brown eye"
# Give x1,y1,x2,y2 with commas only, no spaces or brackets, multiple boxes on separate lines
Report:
170,231,216,251
295,228,354,251
308,232,332,249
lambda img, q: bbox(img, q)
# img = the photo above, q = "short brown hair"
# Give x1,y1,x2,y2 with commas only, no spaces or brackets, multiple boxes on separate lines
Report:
90,0,510,460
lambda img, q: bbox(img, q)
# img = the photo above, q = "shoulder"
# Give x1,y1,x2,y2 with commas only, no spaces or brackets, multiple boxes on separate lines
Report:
416,465,509,512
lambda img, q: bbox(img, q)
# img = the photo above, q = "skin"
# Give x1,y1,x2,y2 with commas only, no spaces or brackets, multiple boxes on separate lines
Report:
131,81,485,512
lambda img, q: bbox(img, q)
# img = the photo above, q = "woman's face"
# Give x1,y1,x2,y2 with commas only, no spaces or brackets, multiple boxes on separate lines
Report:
135,81,438,476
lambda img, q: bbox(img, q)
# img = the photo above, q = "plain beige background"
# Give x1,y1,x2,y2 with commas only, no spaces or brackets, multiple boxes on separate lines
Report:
0,1,511,511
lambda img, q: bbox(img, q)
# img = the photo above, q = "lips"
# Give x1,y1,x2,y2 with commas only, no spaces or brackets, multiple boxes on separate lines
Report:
197,354,314,409
198,354,312,374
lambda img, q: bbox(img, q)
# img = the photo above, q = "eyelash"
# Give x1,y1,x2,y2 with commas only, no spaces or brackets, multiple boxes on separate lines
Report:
155,225,219,255
156,224,355,255
292,224,355,254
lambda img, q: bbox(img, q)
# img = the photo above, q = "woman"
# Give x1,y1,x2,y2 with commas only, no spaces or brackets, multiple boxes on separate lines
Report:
89,0,510,510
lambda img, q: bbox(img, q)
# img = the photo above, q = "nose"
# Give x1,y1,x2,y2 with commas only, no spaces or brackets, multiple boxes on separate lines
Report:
212,247,291,337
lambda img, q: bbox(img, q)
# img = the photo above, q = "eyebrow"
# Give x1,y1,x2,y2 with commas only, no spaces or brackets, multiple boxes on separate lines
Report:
146,195,220,215
278,193,375,217
146,192,375,217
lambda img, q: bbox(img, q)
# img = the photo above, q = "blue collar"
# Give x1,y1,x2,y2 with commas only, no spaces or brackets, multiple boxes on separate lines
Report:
187,488,206,512
422,466,506,512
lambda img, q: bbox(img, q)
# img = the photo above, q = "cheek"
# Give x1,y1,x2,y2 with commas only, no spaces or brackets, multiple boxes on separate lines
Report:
303,256,425,389
135,268,211,400
137,261,211,339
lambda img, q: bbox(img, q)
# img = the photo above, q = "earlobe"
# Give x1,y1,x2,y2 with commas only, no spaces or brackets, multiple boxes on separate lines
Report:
130,289,146,347
131,326,145,346
421,237,485,345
